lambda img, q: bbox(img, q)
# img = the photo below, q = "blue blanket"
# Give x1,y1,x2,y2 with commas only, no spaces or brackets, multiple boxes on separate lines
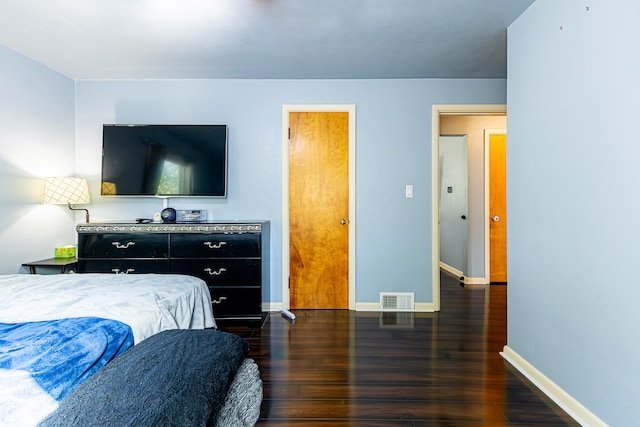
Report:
0,317,133,401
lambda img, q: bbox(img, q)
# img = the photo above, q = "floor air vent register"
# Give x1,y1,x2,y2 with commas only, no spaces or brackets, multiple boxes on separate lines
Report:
379,292,415,328
380,292,415,310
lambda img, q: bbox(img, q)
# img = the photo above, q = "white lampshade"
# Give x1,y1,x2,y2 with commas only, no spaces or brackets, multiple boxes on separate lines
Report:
42,177,91,223
42,177,90,204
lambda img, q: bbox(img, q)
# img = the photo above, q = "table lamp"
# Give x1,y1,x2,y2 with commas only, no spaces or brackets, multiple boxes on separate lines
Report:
42,177,91,223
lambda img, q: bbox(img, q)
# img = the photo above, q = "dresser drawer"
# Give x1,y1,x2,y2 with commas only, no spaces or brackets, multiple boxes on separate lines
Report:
171,233,260,258
171,259,260,285
79,233,169,258
78,259,170,274
209,287,261,318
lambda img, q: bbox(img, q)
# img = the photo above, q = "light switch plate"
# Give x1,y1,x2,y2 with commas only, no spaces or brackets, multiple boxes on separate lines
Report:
405,184,414,198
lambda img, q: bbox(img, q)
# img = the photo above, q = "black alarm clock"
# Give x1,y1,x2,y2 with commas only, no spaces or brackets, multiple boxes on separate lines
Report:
161,207,176,223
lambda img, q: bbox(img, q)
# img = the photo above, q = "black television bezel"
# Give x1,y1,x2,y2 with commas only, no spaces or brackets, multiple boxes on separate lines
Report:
100,124,228,198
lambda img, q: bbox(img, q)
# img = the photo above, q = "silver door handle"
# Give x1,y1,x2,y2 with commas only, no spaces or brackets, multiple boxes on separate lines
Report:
491,215,500,222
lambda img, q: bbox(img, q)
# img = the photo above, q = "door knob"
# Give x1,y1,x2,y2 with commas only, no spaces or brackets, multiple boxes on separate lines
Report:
340,219,347,225
491,215,500,222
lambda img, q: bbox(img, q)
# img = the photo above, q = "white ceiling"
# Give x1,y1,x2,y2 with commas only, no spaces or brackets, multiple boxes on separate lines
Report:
0,0,535,80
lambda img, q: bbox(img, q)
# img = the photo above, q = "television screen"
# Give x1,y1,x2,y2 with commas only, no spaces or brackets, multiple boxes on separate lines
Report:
101,124,228,197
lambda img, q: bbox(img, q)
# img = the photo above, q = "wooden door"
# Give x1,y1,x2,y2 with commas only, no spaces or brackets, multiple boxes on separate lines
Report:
489,133,507,283
289,112,349,309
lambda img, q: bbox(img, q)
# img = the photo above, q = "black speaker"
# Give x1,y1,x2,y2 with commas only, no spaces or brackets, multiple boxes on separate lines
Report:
161,208,176,223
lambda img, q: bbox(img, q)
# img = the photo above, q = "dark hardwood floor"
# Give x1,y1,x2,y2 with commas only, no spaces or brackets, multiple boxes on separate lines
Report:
219,272,579,426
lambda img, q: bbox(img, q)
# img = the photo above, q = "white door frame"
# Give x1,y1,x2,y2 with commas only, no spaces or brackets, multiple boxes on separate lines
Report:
431,104,506,311
281,104,357,311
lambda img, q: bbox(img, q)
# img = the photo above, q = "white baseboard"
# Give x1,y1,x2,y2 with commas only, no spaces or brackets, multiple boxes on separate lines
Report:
439,261,463,278
461,277,488,287
501,346,608,427
264,302,436,312
439,262,488,285
355,302,435,312
262,302,282,312
414,302,436,312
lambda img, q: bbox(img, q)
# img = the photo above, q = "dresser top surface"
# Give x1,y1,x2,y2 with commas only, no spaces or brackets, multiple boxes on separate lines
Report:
77,222,268,234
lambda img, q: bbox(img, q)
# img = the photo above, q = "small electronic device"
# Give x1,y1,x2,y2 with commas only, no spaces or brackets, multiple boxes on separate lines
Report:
160,207,177,223
176,209,208,223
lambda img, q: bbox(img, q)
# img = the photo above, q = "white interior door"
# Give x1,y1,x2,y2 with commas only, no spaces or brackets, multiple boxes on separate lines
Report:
439,135,468,275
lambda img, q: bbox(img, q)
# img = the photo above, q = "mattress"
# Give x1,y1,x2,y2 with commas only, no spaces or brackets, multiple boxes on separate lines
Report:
0,273,215,343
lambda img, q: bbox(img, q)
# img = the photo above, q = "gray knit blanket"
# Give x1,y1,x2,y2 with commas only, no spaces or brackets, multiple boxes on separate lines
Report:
38,328,260,426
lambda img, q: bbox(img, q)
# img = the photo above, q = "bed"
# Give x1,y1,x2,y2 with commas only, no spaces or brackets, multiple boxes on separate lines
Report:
0,273,262,426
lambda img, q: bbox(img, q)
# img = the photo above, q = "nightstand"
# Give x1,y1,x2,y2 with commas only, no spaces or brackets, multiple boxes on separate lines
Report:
22,257,78,274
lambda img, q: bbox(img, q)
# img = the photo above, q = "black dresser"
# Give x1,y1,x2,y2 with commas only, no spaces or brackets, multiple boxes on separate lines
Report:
76,222,269,320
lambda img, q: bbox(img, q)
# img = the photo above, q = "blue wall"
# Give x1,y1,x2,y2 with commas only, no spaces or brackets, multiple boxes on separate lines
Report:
0,45,76,272
74,79,506,305
507,1,640,424
1,40,507,305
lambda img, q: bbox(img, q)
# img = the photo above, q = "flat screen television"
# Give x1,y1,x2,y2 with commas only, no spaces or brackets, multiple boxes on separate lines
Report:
101,124,228,197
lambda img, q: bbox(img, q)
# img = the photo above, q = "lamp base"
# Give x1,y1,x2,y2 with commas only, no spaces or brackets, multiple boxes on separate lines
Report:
68,203,90,223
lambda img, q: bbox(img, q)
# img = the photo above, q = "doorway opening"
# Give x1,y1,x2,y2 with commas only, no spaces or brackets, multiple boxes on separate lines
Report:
281,104,356,311
431,105,507,311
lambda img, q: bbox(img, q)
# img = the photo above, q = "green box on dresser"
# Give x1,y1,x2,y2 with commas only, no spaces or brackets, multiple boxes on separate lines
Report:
76,221,269,321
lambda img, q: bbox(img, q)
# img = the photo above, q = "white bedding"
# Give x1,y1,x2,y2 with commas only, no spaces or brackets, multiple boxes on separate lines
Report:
0,273,215,343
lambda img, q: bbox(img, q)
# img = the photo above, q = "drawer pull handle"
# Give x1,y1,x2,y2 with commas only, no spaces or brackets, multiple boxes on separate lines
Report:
211,296,227,305
112,241,136,249
204,241,227,249
204,267,227,276
112,268,135,274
